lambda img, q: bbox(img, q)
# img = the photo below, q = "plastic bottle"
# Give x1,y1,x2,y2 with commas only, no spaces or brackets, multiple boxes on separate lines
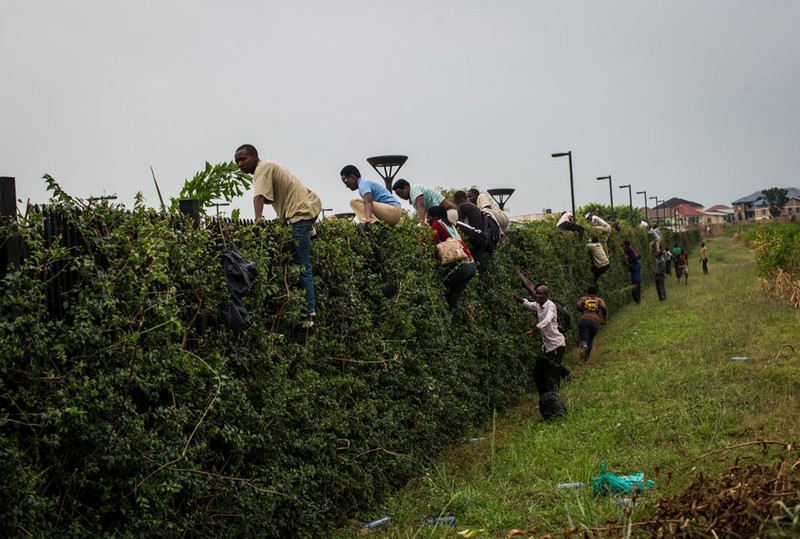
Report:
731,356,750,362
363,516,390,529
556,481,585,489
422,516,457,528
613,497,633,507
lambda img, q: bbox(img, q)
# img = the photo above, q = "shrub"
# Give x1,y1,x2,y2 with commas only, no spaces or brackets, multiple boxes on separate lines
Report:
0,200,698,537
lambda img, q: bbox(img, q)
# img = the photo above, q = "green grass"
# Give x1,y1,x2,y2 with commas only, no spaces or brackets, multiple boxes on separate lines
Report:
333,236,800,538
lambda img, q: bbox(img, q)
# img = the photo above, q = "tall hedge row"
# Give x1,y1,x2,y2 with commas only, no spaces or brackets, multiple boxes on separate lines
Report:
0,202,697,537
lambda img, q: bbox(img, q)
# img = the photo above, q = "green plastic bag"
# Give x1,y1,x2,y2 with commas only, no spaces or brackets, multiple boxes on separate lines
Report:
591,461,656,496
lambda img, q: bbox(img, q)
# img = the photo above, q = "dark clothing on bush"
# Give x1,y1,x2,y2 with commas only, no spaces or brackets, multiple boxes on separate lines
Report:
444,261,477,321
558,221,584,239
533,345,568,396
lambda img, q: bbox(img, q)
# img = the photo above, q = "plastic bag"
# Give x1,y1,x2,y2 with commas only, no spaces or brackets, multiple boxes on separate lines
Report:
591,461,656,496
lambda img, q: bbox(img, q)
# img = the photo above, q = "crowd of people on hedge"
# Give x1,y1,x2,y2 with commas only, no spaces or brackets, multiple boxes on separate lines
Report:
234,144,709,415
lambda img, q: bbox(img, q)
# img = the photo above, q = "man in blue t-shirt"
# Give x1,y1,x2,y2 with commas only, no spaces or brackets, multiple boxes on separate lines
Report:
341,165,403,225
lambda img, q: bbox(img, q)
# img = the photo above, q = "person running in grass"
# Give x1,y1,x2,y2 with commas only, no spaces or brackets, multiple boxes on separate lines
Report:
340,164,402,225
675,248,689,285
700,242,709,275
576,285,607,361
516,285,570,395
672,243,683,280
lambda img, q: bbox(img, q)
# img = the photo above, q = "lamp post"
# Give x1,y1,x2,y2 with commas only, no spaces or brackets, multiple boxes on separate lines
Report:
551,151,575,218
596,175,613,219
636,190,647,223
366,155,408,191
618,184,632,221
486,188,515,210
649,196,659,225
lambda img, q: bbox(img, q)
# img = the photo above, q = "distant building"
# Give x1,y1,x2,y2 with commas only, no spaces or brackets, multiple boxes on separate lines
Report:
732,188,800,222
702,204,733,226
510,211,551,223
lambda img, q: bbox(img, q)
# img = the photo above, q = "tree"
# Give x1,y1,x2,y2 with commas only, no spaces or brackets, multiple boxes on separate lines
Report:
170,161,252,220
761,188,789,219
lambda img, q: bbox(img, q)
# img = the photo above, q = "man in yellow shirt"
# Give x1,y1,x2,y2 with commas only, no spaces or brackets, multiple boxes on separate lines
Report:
235,144,322,332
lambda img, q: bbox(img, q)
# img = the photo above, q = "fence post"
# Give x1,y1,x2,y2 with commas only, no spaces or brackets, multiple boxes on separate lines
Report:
179,199,201,229
1,177,21,279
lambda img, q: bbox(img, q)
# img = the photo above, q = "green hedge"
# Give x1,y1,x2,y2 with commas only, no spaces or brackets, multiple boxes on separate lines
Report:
736,222,800,279
0,204,697,537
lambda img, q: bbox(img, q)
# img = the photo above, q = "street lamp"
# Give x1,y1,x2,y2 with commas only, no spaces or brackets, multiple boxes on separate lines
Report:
551,151,575,218
618,184,632,221
636,190,647,223
366,155,408,191
596,175,613,219
487,188,515,210
649,196,659,225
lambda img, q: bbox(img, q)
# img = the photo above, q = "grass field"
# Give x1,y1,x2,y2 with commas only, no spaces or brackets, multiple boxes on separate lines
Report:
335,234,800,538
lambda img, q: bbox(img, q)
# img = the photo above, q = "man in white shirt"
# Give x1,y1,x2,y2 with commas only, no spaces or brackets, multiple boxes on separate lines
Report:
584,212,613,235
519,285,569,396
467,188,510,232
556,211,585,240
649,226,663,252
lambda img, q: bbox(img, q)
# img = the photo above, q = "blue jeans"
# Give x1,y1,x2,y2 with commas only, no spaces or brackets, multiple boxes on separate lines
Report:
578,319,601,359
291,218,316,315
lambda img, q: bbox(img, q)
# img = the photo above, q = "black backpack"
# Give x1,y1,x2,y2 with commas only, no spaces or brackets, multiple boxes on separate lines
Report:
482,212,502,254
551,298,571,334
539,391,567,420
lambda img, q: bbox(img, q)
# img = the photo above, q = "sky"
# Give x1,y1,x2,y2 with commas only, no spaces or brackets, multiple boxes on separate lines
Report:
2,0,799,218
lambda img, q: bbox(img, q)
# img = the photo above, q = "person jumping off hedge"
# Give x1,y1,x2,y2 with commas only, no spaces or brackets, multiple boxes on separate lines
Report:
556,211,584,240
235,144,321,338
340,165,403,226
516,285,570,395
623,240,642,304
467,188,510,232
392,179,456,227
587,236,610,287
427,205,476,322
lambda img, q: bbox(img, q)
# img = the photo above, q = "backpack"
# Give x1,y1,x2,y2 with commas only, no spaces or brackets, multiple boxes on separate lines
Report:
551,298,571,334
481,211,502,254
539,391,567,420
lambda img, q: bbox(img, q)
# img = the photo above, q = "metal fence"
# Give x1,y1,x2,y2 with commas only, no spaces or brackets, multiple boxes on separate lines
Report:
0,177,256,323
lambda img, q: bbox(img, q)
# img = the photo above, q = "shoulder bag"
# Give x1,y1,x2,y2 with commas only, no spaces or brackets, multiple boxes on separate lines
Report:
436,220,469,266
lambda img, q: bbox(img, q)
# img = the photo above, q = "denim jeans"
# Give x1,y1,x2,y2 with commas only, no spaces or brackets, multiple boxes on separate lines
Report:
578,318,601,359
291,218,316,315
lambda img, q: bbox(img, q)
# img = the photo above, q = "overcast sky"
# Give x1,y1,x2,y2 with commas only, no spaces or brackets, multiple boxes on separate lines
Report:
2,1,799,218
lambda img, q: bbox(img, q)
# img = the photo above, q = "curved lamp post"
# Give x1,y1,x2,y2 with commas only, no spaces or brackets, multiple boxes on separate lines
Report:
551,151,575,217
597,175,613,219
366,155,408,191
487,188,515,210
